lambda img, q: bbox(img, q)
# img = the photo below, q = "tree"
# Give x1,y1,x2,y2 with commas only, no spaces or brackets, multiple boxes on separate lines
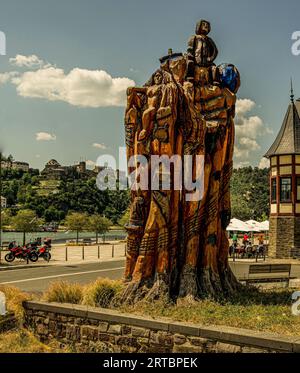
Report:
65,212,88,244
104,190,130,224
44,207,64,223
7,154,14,162
230,167,269,221
88,215,111,243
1,209,11,227
11,209,40,245
118,209,130,227
231,195,253,221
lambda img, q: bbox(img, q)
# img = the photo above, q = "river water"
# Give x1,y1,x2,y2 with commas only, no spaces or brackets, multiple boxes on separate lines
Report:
1,230,127,245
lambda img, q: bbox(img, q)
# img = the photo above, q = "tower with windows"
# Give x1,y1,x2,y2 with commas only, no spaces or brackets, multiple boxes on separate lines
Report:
265,85,300,258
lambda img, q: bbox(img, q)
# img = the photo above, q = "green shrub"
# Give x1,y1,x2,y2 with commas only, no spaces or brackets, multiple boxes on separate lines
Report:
43,281,83,304
82,278,123,308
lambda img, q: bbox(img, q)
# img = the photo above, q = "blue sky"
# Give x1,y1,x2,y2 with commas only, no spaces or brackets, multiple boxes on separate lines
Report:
0,0,300,170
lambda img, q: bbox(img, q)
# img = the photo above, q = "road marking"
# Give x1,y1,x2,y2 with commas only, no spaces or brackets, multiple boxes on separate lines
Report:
0,267,125,285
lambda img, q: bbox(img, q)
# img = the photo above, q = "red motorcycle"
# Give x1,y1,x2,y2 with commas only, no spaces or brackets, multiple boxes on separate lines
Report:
5,241,39,263
36,239,52,262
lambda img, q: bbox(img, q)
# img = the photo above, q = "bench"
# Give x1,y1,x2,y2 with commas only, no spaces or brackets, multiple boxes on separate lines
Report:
1,241,11,248
244,264,293,286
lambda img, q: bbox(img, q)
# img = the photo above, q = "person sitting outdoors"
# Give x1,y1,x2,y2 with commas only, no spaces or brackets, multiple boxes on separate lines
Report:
243,233,249,246
258,233,264,246
232,232,238,245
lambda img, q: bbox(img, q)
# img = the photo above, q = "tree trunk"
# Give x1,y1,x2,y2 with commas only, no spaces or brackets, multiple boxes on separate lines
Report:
76,230,79,245
119,24,241,305
96,231,98,244
23,231,26,246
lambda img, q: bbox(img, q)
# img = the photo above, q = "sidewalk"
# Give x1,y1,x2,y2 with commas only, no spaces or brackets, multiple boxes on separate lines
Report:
0,241,126,270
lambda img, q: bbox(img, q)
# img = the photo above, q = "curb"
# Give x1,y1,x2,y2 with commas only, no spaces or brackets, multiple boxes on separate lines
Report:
0,264,48,271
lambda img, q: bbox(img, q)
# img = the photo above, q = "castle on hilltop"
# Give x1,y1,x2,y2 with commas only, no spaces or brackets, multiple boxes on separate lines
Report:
41,159,103,180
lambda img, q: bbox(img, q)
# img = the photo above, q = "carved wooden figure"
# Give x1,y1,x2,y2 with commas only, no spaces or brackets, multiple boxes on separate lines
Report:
121,21,241,304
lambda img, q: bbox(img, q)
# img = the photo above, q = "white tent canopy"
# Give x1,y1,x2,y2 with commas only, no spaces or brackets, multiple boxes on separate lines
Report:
226,218,252,232
227,218,269,232
245,220,262,232
257,220,269,231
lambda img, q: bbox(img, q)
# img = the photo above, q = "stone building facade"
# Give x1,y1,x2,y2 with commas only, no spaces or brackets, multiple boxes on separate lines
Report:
41,159,98,180
1,160,29,172
265,91,300,258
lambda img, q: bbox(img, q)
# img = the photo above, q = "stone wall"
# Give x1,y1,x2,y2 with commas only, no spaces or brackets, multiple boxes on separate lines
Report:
23,301,300,353
0,313,17,333
269,216,300,258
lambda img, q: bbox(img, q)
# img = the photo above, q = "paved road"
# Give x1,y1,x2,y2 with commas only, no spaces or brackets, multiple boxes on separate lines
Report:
0,259,126,292
0,259,300,293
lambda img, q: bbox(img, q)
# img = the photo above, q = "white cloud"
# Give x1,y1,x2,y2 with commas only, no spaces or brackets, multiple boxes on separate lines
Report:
258,157,270,169
234,161,251,169
234,99,272,166
2,54,135,107
12,66,135,108
236,99,256,116
235,115,265,139
239,137,260,150
36,132,56,141
86,160,96,168
0,71,18,84
9,54,44,68
235,137,260,159
93,143,107,150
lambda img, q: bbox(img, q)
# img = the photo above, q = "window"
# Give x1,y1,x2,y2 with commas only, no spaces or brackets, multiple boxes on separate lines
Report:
297,177,300,202
271,179,277,203
279,155,292,165
280,177,292,202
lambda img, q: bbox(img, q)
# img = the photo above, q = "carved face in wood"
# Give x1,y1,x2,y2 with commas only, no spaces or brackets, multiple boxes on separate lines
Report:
196,20,211,36
154,71,163,85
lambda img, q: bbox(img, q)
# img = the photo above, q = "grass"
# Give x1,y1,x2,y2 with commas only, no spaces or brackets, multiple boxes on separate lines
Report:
0,285,33,320
82,278,123,308
43,281,83,304
0,329,71,353
119,286,300,336
0,285,70,352
39,279,300,336
43,278,122,308
2,280,300,339
35,180,60,196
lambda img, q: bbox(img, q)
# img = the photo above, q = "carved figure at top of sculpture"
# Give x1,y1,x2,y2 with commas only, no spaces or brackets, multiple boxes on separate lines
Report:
186,20,218,82
127,70,165,146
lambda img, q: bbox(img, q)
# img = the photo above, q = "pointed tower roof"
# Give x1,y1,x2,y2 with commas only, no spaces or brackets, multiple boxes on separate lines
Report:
265,95,300,158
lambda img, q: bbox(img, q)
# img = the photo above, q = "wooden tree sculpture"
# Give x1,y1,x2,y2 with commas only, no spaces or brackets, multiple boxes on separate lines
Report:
121,20,241,304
